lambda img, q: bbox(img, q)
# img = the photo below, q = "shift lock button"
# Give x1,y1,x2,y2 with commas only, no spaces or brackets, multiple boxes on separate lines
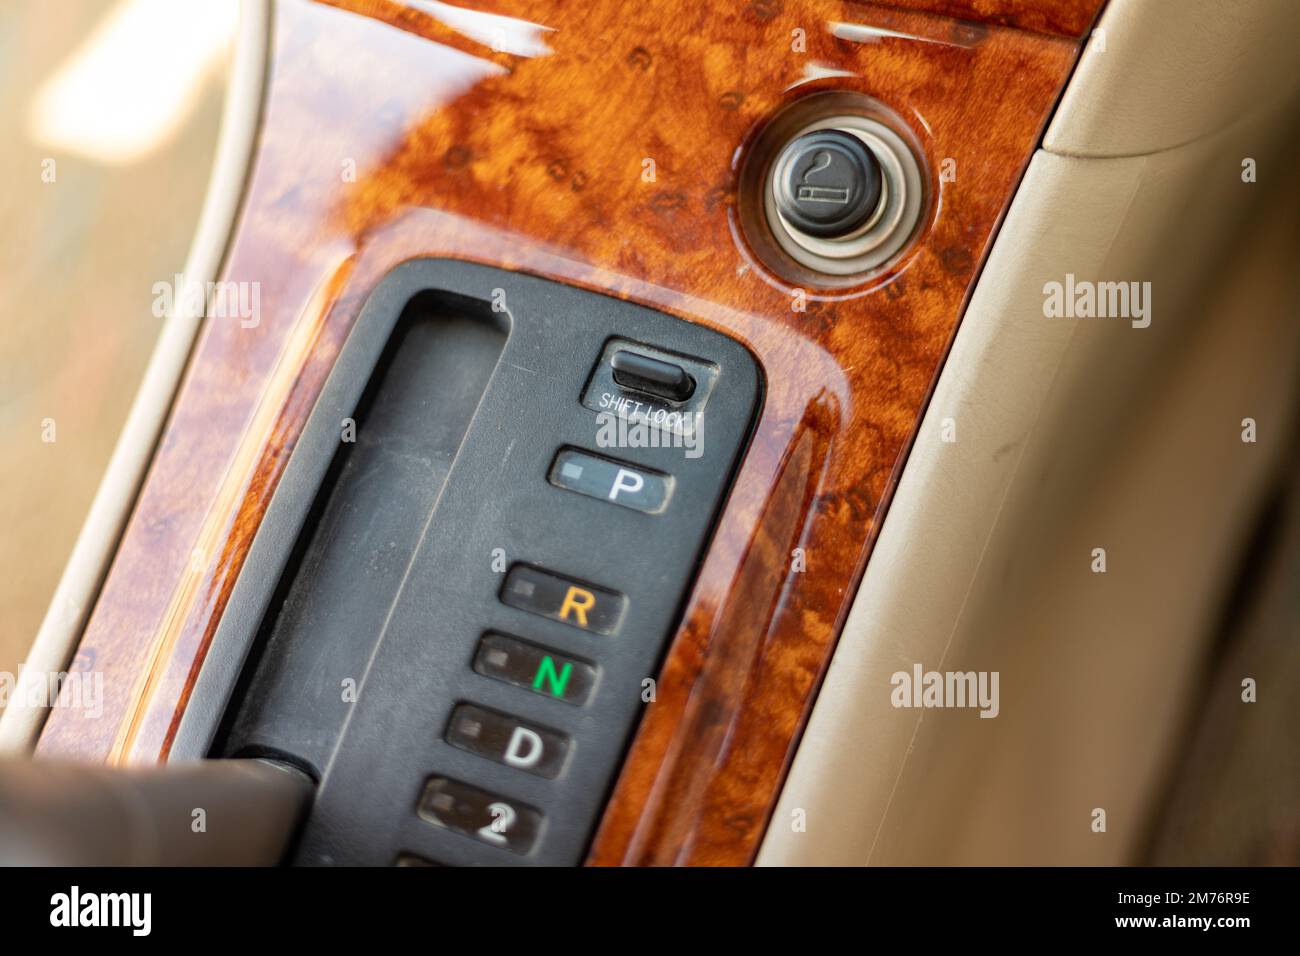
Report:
610,349,695,402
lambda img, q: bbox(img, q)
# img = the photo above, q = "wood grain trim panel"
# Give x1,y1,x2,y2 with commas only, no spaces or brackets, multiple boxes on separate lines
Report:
882,0,1103,37
38,0,1084,865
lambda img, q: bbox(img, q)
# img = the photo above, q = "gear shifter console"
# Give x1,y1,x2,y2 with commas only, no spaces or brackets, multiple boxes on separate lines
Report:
172,260,761,866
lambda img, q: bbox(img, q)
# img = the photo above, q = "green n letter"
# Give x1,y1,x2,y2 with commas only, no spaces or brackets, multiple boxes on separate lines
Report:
533,656,572,698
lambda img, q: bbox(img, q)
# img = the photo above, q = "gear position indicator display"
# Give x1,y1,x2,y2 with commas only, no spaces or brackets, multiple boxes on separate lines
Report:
548,448,673,514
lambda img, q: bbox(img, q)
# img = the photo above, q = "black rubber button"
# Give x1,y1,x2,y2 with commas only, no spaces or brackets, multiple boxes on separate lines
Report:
773,129,883,239
610,349,695,402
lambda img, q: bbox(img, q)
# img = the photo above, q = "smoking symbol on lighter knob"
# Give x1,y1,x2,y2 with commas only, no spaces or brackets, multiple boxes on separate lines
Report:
773,129,884,239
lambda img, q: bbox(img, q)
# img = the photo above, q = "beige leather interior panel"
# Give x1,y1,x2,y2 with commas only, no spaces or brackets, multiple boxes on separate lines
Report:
759,82,1300,864
0,0,270,753
1045,0,1300,157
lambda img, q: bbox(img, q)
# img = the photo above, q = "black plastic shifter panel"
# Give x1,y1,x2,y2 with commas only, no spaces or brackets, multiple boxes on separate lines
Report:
175,260,761,866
